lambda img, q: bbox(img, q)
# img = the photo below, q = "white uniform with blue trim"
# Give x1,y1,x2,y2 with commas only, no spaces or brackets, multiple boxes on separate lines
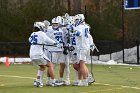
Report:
74,23,90,63
45,26,65,63
29,31,56,65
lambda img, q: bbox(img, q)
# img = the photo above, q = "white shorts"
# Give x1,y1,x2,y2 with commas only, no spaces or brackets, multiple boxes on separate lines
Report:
51,52,65,64
70,51,77,64
76,49,89,64
44,49,52,61
31,54,50,66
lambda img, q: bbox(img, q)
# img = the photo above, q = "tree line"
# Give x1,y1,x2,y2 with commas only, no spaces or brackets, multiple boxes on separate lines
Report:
0,0,140,42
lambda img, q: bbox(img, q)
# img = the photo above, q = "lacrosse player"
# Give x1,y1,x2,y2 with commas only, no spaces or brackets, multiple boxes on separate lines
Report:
72,14,96,86
60,14,80,85
72,14,91,86
84,23,95,85
44,16,67,85
29,22,62,87
60,15,71,85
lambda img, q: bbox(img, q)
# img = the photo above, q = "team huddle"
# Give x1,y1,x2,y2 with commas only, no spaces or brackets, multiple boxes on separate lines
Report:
29,13,96,87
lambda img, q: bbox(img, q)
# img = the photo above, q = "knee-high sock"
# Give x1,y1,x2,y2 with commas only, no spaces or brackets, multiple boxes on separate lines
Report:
75,70,78,81
37,70,44,83
65,55,70,81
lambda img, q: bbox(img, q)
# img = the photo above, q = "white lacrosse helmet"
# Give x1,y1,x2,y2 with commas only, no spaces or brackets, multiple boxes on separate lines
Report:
75,14,85,26
52,17,61,30
78,14,85,22
62,13,70,25
34,22,45,31
75,14,80,20
52,17,60,24
64,13,70,19
68,16,75,25
43,20,50,29
57,16,64,25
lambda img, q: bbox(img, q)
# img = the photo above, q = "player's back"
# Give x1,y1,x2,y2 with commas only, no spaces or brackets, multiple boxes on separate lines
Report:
29,31,48,58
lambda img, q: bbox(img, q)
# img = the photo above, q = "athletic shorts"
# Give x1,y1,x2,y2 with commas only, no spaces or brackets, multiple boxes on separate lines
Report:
70,52,77,64
31,54,50,66
76,49,89,64
51,52,65,64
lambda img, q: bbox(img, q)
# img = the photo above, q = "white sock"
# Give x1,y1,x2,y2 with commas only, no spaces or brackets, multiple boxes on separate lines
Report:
36,69,44,83
65,62,70,81
40,70,44,84
59,77,63,81
37,69,41,76
83,79,88,83
88,73,92,77
51,79,56,83
75,70,78,81
47,77,51,81
77,80,81,83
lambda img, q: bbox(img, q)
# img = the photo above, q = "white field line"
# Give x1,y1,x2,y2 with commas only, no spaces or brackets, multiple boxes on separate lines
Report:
81,88,123,93
0,74,140,90
0,84,5,86
0,75,36,79
95,83,140,90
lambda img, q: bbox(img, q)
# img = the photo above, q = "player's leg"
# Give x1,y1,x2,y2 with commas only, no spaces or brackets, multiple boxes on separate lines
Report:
46,61,64,86
46,52,57,85
86,50,95,85
73,63,80,81
64,54,70,85
55,53,65,84
72,63,82,86
44,52,64,86
31,58,47,87
45,50,52,84
79,61,87,79
46,69,51,85
59,63,65,81
77,50,89,86
46,61,55,79
33,65,46,87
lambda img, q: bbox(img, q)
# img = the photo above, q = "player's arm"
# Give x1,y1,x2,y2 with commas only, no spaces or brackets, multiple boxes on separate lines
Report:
42,32,56,45
88,34,94,45
74,27,82,37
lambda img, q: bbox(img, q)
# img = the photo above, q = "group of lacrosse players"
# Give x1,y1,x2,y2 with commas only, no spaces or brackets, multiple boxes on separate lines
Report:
29,13,96,87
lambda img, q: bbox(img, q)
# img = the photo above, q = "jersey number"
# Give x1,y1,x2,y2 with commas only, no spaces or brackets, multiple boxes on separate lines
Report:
55,36,63,43
85,28,89,38
71,37,76,45
30,35,38,44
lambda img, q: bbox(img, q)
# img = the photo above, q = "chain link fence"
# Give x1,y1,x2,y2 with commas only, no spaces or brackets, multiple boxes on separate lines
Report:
0,41,139,64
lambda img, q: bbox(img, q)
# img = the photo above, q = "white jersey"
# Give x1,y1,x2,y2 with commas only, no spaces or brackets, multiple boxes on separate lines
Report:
84,24,93,49
88,34,93,45
45,26,64,52
74,24,90,50
44,26,54,38
29,31,56,58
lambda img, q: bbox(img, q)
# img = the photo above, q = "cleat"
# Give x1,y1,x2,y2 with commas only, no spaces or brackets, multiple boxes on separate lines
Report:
79,81,88,86
34,80,37,86
72,81,80,86
34,80,43,87
78,80,88,86
49,80,64,86
88,80,95,85
65,80,70,85
88,75,95,85
55,80,65,86
46,81,51,86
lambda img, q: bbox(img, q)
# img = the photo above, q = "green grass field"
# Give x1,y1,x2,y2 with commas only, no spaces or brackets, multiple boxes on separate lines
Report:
0,64,140,93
